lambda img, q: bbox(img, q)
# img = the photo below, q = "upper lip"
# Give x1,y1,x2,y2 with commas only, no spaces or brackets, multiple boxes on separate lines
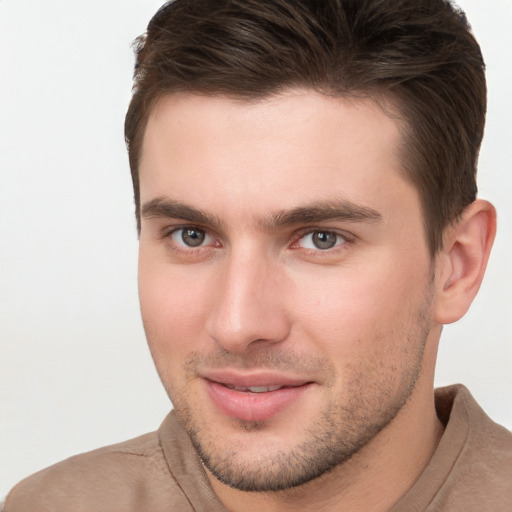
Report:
201,370,313,388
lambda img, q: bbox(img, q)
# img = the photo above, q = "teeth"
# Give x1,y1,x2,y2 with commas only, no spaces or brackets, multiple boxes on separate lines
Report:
227,385,284,393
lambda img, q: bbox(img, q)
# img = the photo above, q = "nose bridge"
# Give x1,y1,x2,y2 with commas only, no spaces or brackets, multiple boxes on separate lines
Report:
206,242,290,351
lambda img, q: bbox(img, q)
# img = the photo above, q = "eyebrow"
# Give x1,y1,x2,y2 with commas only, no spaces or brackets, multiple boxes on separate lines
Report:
141,197,382,230
141,197,223,227
263,200,382,229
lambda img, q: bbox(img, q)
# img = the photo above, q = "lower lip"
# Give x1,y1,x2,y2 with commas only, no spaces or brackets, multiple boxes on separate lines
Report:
205,380,312,422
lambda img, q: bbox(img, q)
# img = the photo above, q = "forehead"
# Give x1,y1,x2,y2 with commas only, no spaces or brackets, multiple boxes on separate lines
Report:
138,89,417,225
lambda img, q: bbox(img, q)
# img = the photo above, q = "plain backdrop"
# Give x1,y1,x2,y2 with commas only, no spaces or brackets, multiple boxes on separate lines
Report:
1,0,511,498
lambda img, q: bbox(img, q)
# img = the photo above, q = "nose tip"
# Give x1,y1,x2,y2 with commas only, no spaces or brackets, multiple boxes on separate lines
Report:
205,255,291,353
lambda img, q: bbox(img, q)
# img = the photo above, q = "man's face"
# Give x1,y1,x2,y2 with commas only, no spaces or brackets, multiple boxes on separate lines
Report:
138,90,437,491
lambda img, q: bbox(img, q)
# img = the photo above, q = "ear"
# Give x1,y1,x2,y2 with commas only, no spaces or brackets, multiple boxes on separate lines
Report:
434,199,496,325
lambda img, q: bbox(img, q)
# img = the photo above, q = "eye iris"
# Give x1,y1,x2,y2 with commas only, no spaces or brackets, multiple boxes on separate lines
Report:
182,229,205,247
312,231,337,249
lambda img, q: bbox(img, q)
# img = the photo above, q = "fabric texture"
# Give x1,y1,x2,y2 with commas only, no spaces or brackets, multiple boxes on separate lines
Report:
4,385,512,511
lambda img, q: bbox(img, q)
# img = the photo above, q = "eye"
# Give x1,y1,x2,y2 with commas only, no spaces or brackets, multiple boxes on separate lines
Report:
170,227,212,248
297,230,346,250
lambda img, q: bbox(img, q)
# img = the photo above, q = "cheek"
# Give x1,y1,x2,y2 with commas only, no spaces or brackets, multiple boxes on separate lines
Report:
138,254,213,363
290,252,430,362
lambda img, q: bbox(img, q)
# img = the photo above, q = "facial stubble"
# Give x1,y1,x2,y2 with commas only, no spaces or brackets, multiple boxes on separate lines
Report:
160,287,433,494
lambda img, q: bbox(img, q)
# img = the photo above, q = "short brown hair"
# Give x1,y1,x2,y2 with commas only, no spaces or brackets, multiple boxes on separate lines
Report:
125,0,486,254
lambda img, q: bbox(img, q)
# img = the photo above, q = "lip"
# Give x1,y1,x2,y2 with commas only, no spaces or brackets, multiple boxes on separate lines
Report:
202,371,314,422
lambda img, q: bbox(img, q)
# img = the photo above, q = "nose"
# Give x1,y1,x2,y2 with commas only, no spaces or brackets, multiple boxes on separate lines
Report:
205,247,291,353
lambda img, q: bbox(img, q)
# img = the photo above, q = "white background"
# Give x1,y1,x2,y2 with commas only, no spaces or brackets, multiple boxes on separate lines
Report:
1,0,511,498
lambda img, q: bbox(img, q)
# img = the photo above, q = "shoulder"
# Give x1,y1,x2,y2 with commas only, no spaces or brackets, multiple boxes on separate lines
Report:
434,385,512,510
4,425,194,512
393,385,512,512
437,384,512,460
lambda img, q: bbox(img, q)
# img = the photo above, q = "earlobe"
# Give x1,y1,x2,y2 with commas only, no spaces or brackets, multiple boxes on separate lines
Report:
434,199,496,325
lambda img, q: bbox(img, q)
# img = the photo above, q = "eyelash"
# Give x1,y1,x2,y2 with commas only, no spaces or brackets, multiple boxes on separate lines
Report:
164,226,219,255
291,229,349,252
163,225,353,256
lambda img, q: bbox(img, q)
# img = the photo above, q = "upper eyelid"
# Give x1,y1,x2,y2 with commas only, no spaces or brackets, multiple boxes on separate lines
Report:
168,225,210,238
163,223,213,237
293,226,354,241
165,227,217,254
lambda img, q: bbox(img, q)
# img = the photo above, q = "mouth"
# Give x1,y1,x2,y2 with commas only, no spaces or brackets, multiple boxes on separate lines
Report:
202,373,314,422
220,383,299,393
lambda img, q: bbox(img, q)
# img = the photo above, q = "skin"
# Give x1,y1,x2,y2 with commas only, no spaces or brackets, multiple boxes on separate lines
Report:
137,90,495,512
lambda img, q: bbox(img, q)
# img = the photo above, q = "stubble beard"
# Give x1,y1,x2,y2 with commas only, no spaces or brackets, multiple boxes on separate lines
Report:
158,286,434,493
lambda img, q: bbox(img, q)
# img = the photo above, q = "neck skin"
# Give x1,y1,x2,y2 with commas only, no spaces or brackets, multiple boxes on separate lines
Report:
206,326,445,512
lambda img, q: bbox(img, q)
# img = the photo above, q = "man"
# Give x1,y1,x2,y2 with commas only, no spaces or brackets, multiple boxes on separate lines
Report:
4,0,511,510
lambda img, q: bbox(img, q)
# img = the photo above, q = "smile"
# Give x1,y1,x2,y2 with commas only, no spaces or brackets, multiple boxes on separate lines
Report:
222,384,293,393
203,374,314,422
